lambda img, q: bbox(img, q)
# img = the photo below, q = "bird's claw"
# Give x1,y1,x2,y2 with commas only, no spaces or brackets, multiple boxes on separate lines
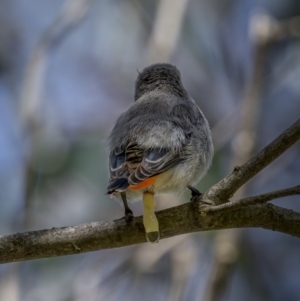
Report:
187,185,202,203
124,209,134,222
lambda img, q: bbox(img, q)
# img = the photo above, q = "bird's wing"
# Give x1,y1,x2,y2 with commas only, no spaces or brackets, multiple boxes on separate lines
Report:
108,142,182,192
107,147,129,193
128,147,182,186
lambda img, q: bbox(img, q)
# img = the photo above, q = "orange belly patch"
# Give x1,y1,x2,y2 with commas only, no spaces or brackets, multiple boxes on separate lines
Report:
128,176,157,190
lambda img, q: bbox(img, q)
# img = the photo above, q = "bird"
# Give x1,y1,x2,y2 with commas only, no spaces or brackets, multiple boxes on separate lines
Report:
107,63,213,242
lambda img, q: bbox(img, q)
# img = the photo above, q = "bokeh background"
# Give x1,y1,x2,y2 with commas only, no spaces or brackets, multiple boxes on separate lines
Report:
0,0,300,300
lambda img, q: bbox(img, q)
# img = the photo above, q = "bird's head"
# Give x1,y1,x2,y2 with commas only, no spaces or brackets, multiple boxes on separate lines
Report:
134,63,188,101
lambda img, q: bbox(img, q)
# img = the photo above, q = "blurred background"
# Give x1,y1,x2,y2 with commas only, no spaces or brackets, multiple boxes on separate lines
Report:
0,0,300,300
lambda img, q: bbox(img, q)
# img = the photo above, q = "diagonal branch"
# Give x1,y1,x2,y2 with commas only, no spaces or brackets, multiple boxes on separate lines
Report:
204,118,300,205
203,185,300,213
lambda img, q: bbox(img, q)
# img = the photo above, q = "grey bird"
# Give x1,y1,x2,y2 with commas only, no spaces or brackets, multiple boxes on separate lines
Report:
107,63,213,222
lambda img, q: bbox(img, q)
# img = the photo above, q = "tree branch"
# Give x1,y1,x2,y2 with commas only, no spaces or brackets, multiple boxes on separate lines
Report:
203,185,300,213
0,118,299,264
204,118,300,205
0,202,299,264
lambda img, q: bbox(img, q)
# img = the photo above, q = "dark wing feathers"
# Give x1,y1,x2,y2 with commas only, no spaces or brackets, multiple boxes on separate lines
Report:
108,149,129,193
108,146,182,193
109,149,126,178
125,142,144,165
107,176,129,193
129,149,182,186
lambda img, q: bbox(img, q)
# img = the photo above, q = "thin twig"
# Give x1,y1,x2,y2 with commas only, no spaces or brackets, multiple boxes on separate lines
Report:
19,0,95,128
250,13,300,46
146,0,189,63
19,0,95,228
203,185,300,213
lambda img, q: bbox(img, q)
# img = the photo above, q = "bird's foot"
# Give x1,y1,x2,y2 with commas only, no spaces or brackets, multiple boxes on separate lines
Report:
124,208,134,222
187,185,202,203
114,209,134,223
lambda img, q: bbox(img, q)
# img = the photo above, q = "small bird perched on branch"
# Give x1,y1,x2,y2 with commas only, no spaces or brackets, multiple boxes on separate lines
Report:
107,63,213,243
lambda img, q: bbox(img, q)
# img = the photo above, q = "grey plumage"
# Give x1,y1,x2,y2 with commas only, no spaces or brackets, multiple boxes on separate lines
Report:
107,63,213,202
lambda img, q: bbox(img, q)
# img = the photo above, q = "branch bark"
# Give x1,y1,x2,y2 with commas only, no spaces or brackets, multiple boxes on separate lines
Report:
0,202,299,264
